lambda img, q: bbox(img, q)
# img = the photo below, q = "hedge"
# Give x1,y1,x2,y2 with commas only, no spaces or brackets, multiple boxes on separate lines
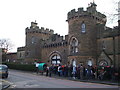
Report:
2,62,36,72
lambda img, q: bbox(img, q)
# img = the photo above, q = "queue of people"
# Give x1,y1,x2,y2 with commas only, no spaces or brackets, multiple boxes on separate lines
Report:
44,64,119,81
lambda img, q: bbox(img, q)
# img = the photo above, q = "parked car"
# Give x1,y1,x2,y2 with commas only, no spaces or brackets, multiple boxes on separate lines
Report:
0,64,8,78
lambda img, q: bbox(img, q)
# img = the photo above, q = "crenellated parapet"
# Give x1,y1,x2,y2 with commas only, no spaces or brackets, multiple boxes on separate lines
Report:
43,40,68,48
42,34,69,48
67,2,106,24
17,46,25,51
25,22,54,35
44,33,64,44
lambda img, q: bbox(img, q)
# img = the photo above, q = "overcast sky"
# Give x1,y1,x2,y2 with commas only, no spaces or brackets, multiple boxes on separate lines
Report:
0,0,118,52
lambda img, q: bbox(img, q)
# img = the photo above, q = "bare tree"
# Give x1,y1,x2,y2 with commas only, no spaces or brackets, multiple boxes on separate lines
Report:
0,38,14,52
106,0,120,24
118,1,120,20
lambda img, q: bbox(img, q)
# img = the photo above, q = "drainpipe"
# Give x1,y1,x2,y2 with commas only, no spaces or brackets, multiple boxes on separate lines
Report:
113,36,116,69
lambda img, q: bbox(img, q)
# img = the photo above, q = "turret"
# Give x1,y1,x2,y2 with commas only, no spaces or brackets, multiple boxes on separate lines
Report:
67,2,107,66
67,2,106,25
25,21,54,62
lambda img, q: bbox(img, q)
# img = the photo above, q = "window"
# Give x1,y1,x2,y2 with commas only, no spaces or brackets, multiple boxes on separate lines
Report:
26,50,30,57
20,53,22,58
75,47,78,53
51,54,61,65
70,37,78,54
31,37,35,44
81,22,86,33
88,60,92,66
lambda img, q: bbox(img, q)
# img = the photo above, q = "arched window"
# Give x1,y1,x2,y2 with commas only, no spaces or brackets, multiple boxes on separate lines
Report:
99,60,108,66
81,22,86,33
70,37,78,54
51,54,61,65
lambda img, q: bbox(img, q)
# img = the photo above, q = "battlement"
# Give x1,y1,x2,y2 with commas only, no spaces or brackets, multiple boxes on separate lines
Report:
42,34,68,46
40,27,54,34
43,40,68,48
25,22,54,35
17,46,25,51
67,2,106,23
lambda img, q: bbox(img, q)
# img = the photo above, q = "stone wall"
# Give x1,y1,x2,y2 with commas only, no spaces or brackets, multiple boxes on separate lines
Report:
97,35,120,69
6,53,17,62
41,41,68,65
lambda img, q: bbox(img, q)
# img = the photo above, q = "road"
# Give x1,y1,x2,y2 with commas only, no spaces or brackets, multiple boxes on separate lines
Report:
2,69,119,89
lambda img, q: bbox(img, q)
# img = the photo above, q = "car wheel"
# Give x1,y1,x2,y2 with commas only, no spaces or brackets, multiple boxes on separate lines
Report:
5,74,8,78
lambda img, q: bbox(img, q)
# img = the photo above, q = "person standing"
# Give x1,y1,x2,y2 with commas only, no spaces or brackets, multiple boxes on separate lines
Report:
58,65,62,76
86,65,91,80
72,65,76,79
64,65,68,77
49,65,53,77
80,64,84,80
35,62,39,74
46,66,49,76
76,65,80,79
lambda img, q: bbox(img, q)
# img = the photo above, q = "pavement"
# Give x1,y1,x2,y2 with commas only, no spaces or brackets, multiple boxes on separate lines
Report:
0,79,15,90
0,79,11,90
34,72,119,86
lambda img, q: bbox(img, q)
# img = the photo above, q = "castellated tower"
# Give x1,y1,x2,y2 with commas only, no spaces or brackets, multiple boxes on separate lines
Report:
25,21,54,62
67,2,107,66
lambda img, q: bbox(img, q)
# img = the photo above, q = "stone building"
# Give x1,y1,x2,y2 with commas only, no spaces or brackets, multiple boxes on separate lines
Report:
6,52,17,62
17,2,119,69
17,47,25,62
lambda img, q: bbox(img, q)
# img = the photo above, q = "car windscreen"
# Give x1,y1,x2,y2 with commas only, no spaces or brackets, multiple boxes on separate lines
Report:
0,66,8,70
0,66,2,70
